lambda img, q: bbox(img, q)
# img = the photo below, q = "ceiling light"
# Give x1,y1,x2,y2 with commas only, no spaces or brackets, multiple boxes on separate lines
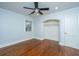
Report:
55,6,59,10
35,9,39,13
36,13,39,15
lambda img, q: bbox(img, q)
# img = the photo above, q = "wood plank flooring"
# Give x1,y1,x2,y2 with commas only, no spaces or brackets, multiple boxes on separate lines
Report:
0,39,79,56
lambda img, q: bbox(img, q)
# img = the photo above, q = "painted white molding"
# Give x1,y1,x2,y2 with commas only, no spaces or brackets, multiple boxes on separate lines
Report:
0,37,34,48
59,42,79,49
0,37,79,50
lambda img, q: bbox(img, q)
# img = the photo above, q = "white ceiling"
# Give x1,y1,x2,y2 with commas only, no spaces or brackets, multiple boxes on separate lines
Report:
0,2,79,16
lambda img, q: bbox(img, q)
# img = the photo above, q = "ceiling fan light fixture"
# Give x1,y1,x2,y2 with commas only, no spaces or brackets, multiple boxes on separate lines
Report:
23,2,49,15
35,9,39,13
55,6,59,10
36,13,39,15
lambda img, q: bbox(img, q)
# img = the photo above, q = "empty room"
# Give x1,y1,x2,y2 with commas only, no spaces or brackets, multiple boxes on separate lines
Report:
0,2,79,56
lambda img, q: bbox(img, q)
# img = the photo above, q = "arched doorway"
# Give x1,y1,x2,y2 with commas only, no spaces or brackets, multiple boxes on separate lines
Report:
43,19,60,42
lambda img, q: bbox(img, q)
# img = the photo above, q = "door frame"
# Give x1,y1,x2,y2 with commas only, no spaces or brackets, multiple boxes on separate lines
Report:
42,19,60,42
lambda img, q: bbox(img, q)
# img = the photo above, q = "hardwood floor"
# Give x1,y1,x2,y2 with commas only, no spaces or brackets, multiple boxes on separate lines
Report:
0,39,79,56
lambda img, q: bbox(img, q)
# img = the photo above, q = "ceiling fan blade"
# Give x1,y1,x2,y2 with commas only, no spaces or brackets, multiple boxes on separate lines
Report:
29,11,35,15
39,11,43,15
39,8,49,10
34,2,38,8
23,7,34,10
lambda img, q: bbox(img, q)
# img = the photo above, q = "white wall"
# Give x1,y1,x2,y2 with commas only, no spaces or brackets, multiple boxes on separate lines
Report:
0,8,34,48
32,17,43,39
33,7,79,49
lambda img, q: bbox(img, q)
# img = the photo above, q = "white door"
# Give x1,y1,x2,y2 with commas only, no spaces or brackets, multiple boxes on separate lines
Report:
43,20,59,41
64,15,78,48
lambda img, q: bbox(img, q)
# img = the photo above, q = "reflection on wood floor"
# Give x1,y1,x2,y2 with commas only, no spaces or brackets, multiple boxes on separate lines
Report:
0,39,79,56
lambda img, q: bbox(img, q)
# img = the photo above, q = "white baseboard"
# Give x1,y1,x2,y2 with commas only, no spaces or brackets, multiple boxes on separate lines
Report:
59,42,79,49
0,37,34,48
33,37,44,40
1,37,79,50
59,42,65,46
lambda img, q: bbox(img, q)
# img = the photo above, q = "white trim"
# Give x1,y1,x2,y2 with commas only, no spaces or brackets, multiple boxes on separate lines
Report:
59,42,79,49
33,37,44,40
1,37,79,49
59,42,65,46
0,37,34,48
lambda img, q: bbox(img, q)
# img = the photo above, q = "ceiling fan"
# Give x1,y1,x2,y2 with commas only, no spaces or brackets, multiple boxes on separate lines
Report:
23,2,49,15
